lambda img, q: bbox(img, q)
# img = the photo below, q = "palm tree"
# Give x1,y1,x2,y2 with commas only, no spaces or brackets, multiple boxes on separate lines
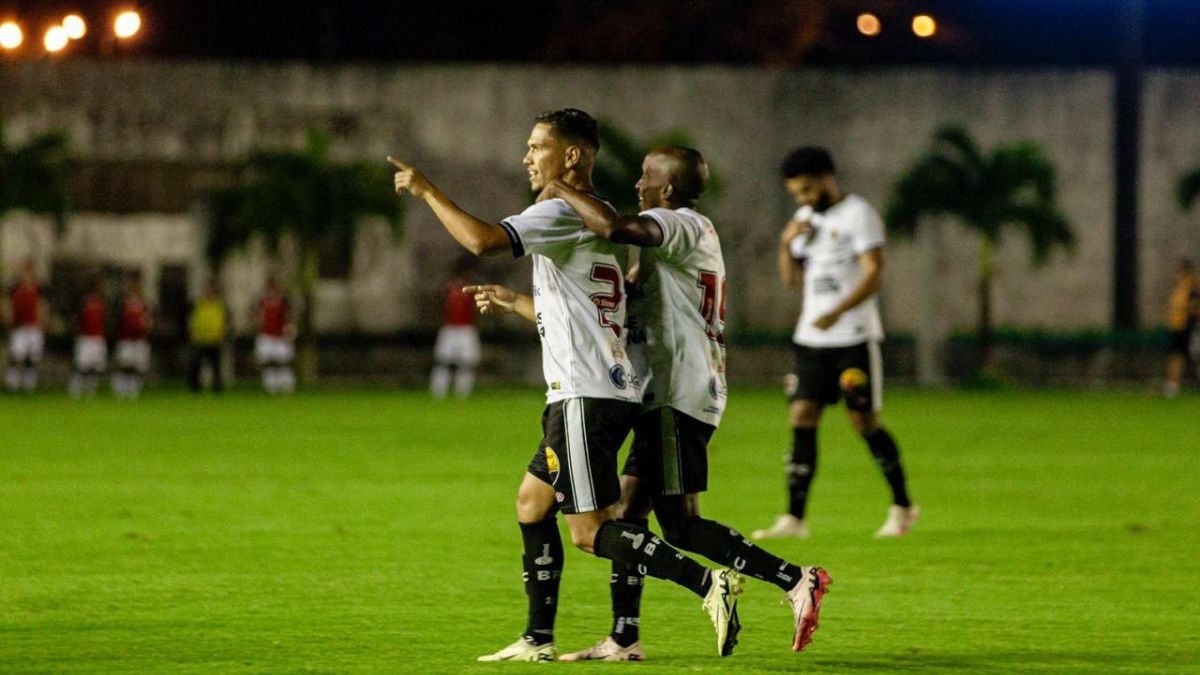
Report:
592,123,722,213
203,131,402,377
885,125,1075,369
1177,166,1200,211
0,122,72,274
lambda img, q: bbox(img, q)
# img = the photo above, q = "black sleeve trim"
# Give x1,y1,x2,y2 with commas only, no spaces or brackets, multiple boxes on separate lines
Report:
499,221,525,258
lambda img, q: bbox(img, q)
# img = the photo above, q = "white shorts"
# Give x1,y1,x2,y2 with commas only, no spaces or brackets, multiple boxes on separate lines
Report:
8,325,44,363
115,340,151,373
434,325,480,367
75,336,108,371
256,335,295,364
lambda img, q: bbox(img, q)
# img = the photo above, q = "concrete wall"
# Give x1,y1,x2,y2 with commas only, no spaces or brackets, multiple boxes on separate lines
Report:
2,60,1197,335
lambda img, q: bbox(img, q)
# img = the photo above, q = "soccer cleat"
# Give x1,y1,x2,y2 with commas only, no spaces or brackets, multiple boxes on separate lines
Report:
751,514,811,540
874,504,921,538
558,636,644,662
701,568,744,657
786,566,832,652
477,637,557,662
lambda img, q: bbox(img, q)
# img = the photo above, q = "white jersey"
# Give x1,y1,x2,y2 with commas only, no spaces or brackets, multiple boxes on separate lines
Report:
629,207,727,428
789,194,885,347
501,198,641,404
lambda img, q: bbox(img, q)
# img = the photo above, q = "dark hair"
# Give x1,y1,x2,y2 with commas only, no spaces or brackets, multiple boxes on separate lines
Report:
780,146,835,178
651,145,708,206
534,108,600,152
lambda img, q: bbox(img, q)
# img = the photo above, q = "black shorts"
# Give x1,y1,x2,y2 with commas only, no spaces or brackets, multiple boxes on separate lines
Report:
788,341,882,412
622,407,715,497
527,397,640,515
1168,329,1195,358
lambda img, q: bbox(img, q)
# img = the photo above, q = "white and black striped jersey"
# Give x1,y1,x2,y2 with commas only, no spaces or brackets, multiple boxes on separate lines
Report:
501,198,642,405
629,207,727,428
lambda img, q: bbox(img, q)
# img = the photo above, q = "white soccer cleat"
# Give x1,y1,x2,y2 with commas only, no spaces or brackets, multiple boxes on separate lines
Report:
875,504,921,538
786,566,831,652
558,636,644,662
477,637,556,662
701,568,744,657
752,514,811,540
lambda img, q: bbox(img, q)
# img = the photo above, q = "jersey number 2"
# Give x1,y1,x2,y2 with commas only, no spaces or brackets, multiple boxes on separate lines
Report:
590,263,624,337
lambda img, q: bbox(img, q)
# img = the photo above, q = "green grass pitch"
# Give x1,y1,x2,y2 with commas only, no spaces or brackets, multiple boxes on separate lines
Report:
2,388,1198,673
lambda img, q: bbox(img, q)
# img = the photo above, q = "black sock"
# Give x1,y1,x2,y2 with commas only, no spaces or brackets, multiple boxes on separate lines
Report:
593,520,710,598
665,517,803,592
788,427,818,518
864,427,911,507
519,519,564,645
609,518,646,647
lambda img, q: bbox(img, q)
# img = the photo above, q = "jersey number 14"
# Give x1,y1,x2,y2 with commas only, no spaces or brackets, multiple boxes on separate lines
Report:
698,271,726,344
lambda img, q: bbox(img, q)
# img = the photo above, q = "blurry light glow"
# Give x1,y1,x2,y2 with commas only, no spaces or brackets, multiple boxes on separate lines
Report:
856,13,881,37
0,21,22,50
44,25,69,53
63,14,87,40
114,10,141,39
912,15,937,38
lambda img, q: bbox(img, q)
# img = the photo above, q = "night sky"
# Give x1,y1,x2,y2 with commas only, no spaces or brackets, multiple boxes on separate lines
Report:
2,0,1199,65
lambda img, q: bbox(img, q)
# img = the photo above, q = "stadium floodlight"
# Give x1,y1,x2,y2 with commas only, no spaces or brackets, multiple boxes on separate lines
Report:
63,14,87,40
44,25,69,53
911,14,936,38
114,10,141,39
0,21,22,50
856,13,881,37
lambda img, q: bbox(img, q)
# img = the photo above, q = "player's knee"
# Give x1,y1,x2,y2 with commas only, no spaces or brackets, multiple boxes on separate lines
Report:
515,492,550,523
790,403,820,428
850,411,880,436
569,527,597,553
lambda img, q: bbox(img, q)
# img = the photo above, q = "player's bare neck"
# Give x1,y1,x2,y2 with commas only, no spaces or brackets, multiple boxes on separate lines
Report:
561,168,595,195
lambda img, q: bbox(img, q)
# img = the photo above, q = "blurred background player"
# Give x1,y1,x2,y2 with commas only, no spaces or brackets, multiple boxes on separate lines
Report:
1163,258,1200,398
755,146,918,540
69,276,108,399
430,262,480,399
4,259,46,393
113,273,152,400
188,278,228,393
253,275,296,395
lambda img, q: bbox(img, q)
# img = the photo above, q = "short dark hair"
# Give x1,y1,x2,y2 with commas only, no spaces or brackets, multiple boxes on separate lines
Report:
780,146,835,178
651,145,708,206
534,108,600,152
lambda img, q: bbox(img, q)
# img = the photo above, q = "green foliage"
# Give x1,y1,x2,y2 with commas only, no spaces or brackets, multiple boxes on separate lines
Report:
592,123,723,213
1178,167,1200,211
0,122,72,236
203,130,402,271
2,389,1198,671
885,124,1075,263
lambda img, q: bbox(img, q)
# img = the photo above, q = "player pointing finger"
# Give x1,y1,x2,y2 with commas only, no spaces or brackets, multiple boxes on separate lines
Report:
387,156,433,199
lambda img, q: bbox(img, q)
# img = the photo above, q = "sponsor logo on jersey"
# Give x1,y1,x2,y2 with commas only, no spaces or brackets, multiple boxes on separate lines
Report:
544,447,560,485
609,364,629,390
705,372,724,398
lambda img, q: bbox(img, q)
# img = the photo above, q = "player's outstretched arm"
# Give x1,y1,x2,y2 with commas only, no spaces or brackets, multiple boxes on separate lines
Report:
463,284,536,323
388,157,511,256
542,180,663,247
